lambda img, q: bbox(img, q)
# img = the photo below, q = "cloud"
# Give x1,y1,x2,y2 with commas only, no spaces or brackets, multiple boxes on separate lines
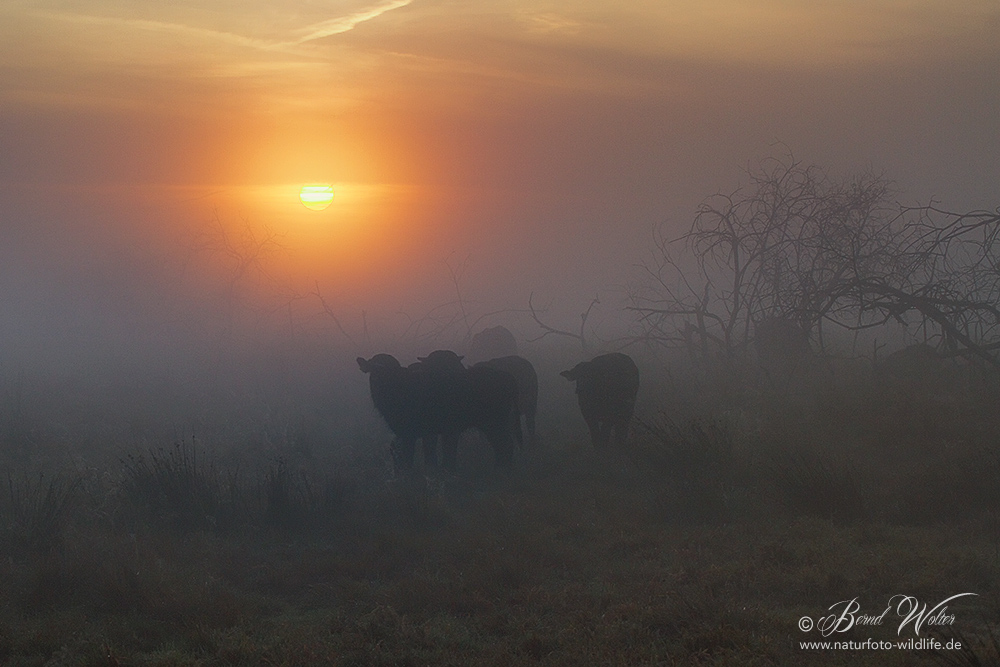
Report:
27,0,414,54
519,12,583,35
290,0,413,45
29,10,274,51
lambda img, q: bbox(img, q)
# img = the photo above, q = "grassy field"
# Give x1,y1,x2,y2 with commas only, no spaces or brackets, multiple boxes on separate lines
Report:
2,370,1000,666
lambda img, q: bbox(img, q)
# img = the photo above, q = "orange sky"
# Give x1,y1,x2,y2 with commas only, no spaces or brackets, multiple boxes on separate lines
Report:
1,0,999,345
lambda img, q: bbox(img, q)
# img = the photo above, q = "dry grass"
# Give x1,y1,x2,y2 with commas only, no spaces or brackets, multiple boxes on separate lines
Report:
2,372,1000,666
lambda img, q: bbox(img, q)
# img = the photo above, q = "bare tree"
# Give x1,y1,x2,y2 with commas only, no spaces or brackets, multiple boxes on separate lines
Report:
629,155,1000,370
196,209,285,308
193,211,288,385
843,205,1000,367
629,157,896,358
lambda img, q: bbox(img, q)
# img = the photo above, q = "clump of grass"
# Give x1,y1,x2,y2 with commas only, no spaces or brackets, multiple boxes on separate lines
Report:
1,470,79,555
121,438,237,533
382,474,454,530
631,416,743,523
931,602,1000,667
767,448,874,523
260,457,346,532
896,446,1000,524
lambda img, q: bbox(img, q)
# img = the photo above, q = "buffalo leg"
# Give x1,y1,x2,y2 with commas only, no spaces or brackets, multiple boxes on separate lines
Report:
597,422,613,449
487,429,514,468
422,435,439,467
511,409,524,451
441,432,460,472
519,406,535,447
585,417,603,449
391,438,417,471
613,419,630,447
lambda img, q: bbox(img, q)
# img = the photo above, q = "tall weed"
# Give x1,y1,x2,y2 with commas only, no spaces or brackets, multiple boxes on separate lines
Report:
121,438,237,532
1,470,79,554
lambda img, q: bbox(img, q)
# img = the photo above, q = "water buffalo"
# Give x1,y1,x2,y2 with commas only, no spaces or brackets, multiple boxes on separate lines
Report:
474,355,538,447
414,349,467,372
358,353,518,472
408,350,470,467
469,325,518,362
561,352,639,449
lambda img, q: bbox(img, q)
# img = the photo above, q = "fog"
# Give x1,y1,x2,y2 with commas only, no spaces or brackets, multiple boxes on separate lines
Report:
0,0,997,495
3,30,1000,461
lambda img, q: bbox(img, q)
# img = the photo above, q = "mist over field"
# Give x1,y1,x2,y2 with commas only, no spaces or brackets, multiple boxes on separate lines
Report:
2,1,1000,664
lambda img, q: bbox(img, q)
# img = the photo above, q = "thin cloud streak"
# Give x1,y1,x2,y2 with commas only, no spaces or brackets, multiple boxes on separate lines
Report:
289,0,413,45
30,0,414,56
31,11,275,51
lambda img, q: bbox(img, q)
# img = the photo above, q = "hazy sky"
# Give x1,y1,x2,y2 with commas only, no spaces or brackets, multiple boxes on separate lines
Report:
1,0,999,354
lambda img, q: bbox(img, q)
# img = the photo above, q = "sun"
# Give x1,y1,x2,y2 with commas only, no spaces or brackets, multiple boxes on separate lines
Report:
299,183,335,211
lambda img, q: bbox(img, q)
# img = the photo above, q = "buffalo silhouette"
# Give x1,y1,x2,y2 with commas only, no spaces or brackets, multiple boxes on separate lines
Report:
469,325,518,361
358,353,518,472
561,352,639,449
408,349,473,467
474,355,538,447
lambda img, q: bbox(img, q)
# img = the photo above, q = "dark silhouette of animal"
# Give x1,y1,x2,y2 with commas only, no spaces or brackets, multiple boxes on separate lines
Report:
411,350,525,461
358,353,518,472
469,325,518,361
408,350,470,467
561,352,639,449
474,355,538,447
414,349,467,372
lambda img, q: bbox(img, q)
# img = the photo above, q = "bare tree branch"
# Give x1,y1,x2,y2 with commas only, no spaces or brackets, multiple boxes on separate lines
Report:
312,281,359,348
527,292,597,352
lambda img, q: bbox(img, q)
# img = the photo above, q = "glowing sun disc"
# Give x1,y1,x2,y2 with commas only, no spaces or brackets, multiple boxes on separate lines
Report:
299,184,334,210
